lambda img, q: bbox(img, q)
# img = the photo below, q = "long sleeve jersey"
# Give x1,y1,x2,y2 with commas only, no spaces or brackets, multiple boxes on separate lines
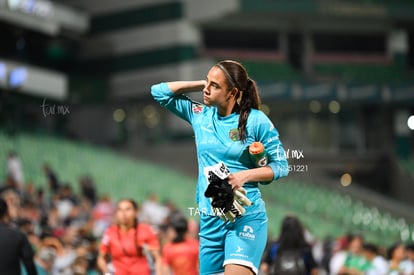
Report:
151,82,289,215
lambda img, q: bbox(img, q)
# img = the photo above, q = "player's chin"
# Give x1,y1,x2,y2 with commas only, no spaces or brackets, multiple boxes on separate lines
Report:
203,98,212,106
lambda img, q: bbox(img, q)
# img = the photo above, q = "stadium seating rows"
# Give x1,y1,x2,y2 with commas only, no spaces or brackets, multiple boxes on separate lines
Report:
0,131,412,246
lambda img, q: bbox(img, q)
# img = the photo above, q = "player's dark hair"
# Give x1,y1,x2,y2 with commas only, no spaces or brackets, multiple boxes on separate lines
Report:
363,243,379,254
119,198,138,211
168,213,188,243
0,198,8,218
215,60,261,142
406,243,414,252
277,214,308,251
117,198,139,226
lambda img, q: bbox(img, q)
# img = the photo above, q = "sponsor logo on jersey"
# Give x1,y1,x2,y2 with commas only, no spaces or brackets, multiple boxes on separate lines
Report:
229,128,240,141
239,225,255,240
192,104,204,114
230,245,249,259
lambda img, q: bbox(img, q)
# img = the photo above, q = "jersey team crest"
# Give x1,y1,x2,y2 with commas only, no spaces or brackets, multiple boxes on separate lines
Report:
229,128,240,141
192,104,204,114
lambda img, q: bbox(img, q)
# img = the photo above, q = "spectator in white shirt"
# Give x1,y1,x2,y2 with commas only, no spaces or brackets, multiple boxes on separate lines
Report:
362,243,388,275
400,243,414,275
388,242,413,275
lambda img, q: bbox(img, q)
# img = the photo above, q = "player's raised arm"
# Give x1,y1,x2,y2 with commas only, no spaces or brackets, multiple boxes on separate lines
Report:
167,80,206,94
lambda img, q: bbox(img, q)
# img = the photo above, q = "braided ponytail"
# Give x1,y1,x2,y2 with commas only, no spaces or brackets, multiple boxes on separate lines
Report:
238,78,260,142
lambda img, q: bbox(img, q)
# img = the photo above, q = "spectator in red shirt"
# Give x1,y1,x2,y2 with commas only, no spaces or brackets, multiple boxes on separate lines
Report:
97,199,161,275
162,214,199,275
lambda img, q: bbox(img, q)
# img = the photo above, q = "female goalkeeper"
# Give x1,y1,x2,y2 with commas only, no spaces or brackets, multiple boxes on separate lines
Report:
151,60,289,275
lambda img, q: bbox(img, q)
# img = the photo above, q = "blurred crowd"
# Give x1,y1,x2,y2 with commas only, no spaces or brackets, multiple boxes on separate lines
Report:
1,151,200,275
1,151,414,275
260,216,414,275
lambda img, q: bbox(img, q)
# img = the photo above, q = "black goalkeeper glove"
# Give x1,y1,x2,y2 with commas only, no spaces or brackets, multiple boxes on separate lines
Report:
204,162,252,222
205,171,234,211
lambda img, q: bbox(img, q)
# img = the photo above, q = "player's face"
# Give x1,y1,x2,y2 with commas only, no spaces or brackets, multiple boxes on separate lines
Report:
116,200,137,227
203,66,235,108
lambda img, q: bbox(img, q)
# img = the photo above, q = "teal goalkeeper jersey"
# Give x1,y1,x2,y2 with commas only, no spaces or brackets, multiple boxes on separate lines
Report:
151,82,289,215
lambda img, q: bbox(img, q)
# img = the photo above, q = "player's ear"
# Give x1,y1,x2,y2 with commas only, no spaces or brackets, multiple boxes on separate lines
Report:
230,87,238,98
